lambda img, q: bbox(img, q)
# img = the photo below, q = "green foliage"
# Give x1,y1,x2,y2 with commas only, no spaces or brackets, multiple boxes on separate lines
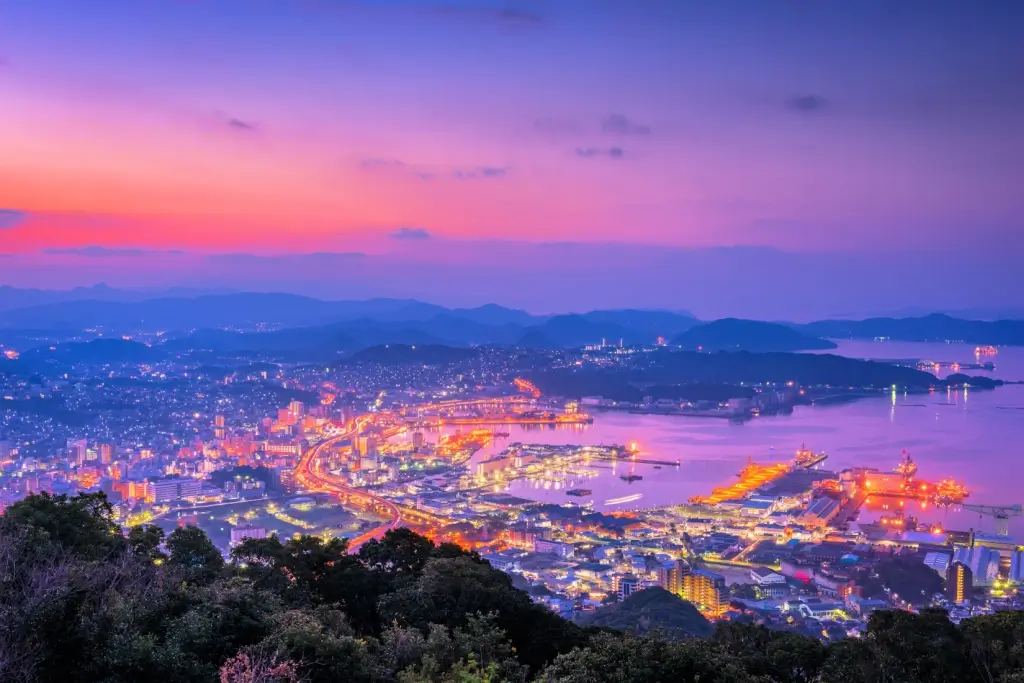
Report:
537,631,756,683
399,656,509,683
0,491,125,560
712,622,827,683
960,611,1024,683
383,615,527,683
232,533,385,633
378,556,588,672
256,608,378,683
3,493,1024,683
128,523,167,562
360,527,436,574
167,525,225,582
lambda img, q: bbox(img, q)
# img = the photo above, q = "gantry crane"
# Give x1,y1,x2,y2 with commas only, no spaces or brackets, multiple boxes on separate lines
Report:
962,503,1023,537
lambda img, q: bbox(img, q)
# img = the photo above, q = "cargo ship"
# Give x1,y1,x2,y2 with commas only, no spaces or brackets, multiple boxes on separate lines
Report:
794,444,828,469
975,345,998,356
620,474,643,482
566,488,593,497
894,450,918,478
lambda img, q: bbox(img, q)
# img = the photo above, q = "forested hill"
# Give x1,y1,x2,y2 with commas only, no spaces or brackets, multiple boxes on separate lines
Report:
580,587,714,638
2,491,1023,683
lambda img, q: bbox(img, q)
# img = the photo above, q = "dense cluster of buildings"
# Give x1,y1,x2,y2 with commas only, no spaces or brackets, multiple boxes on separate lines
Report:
1,346,1021,641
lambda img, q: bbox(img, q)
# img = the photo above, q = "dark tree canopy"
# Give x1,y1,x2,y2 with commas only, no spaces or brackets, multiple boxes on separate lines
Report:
857,556,945,605
0,491,125,560
167,524,226,580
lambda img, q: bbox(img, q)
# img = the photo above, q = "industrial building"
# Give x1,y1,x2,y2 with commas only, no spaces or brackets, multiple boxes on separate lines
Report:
952,546,1000,587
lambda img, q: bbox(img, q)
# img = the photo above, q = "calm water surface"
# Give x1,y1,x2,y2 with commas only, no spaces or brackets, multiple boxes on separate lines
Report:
456,341,1024,537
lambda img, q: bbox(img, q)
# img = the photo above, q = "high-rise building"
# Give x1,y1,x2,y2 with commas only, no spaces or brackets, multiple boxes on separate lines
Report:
681,569,727,616
289,400,305,419
99,444,116,465
67,438,88,466
0,440,12,461
616,574,641,601
148,478,202,503
356,436,377,458
947,561,973,604
506,527,539,550
658,559,691,594
214,414,226,440
412,431,424,451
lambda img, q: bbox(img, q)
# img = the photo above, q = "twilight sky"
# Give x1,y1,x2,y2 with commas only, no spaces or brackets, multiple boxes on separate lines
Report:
1,0,1022,319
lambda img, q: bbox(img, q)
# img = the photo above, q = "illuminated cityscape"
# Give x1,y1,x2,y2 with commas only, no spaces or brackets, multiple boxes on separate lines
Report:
2,334,1022,636
1,3,1022,678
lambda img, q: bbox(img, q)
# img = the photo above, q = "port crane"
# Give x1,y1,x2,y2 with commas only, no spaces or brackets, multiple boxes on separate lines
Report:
962,503,1023,537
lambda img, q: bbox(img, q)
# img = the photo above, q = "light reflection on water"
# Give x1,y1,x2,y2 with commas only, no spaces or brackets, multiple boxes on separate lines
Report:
443,341,1024,538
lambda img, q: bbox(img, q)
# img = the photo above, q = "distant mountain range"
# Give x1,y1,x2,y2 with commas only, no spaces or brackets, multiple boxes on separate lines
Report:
0,293,477,330
1,288,1023,356
155,310,701,356
0,284,236,313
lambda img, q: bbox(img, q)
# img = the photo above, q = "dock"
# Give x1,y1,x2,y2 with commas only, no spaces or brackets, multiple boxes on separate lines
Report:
591,455,681,467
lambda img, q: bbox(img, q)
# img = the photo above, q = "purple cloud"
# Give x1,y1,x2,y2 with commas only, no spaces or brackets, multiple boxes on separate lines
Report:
575,147,624,159
452,166,507,180
362,159,506,181
786,95,829,113
390,227,432,240
0,209,28,230
360,158,405,169
602,114,651,135
42,246,186,257
227,117,257,131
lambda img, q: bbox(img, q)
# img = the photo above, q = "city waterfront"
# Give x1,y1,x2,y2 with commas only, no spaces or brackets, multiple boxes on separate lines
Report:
457,341,1024,537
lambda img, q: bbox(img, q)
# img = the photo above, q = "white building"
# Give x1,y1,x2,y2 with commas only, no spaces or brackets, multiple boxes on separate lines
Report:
149,478,202,503
923,551,952,576
953,546,1001,586
1009,551,1024,585
230,525,268,547
750,566,787,586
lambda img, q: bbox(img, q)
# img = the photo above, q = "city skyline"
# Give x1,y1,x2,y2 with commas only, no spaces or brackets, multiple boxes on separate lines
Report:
2,0,1022,317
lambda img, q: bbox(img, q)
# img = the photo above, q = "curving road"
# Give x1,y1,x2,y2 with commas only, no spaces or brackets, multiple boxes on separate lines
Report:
296,395,537,552
295,417,402,552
